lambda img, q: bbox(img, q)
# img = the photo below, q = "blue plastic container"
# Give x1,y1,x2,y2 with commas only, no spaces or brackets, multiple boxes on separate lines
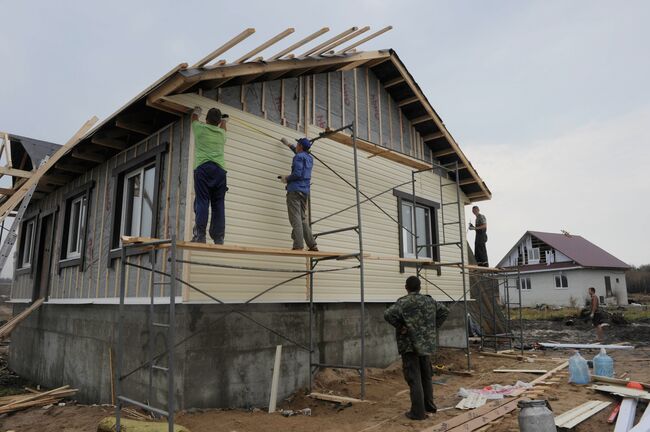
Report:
569,351,590,384
593,348,614,377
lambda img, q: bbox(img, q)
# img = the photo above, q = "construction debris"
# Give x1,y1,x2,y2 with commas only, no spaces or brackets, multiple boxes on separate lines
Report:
590,384,650,400
455,393,487,410
0,298,44,341
614,398,638,432
539,342,635,350
281,408,312,417
554,400,611,429
0,385,77,414
308,392,371,404
493,369,547,374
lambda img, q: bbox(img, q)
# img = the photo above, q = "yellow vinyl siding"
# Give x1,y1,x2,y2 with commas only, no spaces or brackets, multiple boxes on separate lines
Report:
181,96,468,303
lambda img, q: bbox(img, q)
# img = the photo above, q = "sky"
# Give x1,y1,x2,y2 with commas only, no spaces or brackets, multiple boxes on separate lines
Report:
0,0,648,278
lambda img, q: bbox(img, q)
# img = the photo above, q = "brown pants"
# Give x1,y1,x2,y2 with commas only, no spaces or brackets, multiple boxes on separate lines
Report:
286,191,316,249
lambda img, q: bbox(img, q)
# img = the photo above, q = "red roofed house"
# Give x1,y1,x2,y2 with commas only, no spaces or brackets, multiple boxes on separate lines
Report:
497,231,631,307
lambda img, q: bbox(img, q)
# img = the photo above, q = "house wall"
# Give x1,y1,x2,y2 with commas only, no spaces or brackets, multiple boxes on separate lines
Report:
504,269,629,307
178,95,470,303
11,119,190,301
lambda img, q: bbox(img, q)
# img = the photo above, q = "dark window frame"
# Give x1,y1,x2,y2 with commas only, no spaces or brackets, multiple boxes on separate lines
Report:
58,181,95,272
393,189,441,274
108,142,167,264
15,212,40,276
554,273,569,288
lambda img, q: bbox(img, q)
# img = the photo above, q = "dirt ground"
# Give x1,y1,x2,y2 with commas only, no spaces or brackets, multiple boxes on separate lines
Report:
2,320,650,432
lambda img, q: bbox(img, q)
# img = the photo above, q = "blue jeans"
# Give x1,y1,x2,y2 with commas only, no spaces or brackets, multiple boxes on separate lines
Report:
193,162,227,243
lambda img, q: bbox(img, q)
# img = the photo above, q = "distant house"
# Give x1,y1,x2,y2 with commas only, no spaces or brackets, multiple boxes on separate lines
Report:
497,231,631,307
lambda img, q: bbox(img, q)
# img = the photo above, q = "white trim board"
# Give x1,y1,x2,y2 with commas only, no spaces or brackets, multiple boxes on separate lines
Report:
554,400,611,429
43,297,184,305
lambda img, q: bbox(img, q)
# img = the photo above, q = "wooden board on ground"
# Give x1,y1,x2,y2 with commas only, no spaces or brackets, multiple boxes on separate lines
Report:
493,369,547,374
592,375,650,390
590,384,650,400
309,392,371,404
554,400,611,429
539,342,635,350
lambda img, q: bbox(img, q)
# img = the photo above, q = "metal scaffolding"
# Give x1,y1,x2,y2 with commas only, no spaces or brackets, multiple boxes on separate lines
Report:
114,121,481,431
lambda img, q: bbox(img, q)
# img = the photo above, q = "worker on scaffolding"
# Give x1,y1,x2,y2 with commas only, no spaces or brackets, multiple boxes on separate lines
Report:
469,205,488,267
384,276,449,420
191,106,228,244
279,137,318,251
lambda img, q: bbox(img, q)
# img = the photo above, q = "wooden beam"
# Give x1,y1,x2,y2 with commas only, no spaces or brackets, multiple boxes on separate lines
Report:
422,131,445,141
431,148,456,158
71,150,104,164
268,27,329,61
55,161,87,174
0,187,14,196
309,392,371,404
0,166,31,178
411,115,433,125
554,401,611,429
493,369,547,374
397,96,420,107
384,76,404,88
234,28,295,63
312,26,370,57
115,119,155,136
337,59,370,72
0,299,45,340
40,174,72,186
91,135,127,150
301,27,358,57
336,25,393,54
459,178,477,186
192,28,256,68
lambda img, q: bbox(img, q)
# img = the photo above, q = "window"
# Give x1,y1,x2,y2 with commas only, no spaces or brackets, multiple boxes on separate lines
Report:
393,189,440,271
110,143,166,253
554,273,568,288
401,201,432,258
18,219,36,268
66,195,87,258
121,164,156,238
529,247,540,264
517,277,532,290
604,276,613,297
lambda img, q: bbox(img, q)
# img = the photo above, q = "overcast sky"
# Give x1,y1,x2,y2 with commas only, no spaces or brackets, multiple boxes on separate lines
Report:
1,0,648,278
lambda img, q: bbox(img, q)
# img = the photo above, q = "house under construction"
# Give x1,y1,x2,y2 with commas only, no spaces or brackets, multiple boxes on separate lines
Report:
6,26,493,413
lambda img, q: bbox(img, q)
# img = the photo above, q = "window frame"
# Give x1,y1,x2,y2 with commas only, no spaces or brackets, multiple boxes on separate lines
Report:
108,143,167,263
393,189,440,274
554,273,569,289
17,216,37,272
58,181,94,271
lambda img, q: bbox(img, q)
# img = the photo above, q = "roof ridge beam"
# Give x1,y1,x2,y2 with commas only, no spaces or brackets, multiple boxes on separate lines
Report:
192,28,256,68
268,27,330,61
234,28,295,63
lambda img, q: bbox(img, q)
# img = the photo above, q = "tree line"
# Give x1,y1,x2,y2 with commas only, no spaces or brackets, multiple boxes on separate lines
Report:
627,264,650,294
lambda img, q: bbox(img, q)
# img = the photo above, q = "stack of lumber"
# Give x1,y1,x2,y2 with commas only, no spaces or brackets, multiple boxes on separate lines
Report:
0,298,44,340
0,385,77,414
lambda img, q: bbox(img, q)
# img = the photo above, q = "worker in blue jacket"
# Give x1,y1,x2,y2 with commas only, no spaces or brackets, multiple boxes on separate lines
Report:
280,137,318,251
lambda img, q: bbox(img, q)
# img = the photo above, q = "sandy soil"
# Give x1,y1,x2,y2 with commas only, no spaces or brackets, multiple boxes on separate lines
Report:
2,320,650,432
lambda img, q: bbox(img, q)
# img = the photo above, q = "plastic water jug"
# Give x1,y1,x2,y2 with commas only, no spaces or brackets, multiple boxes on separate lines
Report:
518,400,557,432
593,348,614,377
568,351,590,384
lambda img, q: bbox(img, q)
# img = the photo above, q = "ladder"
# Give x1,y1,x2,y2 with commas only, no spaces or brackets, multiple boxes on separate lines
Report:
0,157,48,273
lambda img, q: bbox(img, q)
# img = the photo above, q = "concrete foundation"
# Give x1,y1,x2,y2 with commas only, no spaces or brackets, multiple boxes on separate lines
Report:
10,301,465,409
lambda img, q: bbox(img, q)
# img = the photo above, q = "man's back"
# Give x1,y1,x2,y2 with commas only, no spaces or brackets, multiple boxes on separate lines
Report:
192,121,226,170
385,292,449,356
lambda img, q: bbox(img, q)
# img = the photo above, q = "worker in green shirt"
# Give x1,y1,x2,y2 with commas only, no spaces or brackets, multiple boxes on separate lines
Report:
191,106,228,244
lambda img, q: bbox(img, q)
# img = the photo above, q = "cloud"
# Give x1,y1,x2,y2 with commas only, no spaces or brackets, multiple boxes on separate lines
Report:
465,105,650,267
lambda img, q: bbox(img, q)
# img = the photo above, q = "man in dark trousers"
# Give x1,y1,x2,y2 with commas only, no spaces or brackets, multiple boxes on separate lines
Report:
280,137,318,251
191,106,228,244
384,276,449,420
469,205,488,266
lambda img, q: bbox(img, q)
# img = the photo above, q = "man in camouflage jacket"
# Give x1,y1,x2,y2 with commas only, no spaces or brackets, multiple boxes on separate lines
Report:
384,276,450,420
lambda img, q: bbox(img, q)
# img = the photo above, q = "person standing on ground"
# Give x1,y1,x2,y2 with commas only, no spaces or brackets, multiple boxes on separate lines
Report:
589,287,608,342
384,276,449,420
469,205,488,266
279,137,318,251
191,106,228,244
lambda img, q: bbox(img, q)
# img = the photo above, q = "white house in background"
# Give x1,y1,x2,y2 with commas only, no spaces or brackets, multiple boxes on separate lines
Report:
498,231,631,308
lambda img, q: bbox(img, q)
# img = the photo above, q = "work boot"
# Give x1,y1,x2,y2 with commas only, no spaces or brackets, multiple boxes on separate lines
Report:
308,245,319,252
404,412,426,421
191,235,206,243
426,403,437,414
213,237,224,245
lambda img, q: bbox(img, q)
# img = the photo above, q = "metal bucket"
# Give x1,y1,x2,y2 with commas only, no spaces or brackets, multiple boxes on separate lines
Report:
518,400,557,432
